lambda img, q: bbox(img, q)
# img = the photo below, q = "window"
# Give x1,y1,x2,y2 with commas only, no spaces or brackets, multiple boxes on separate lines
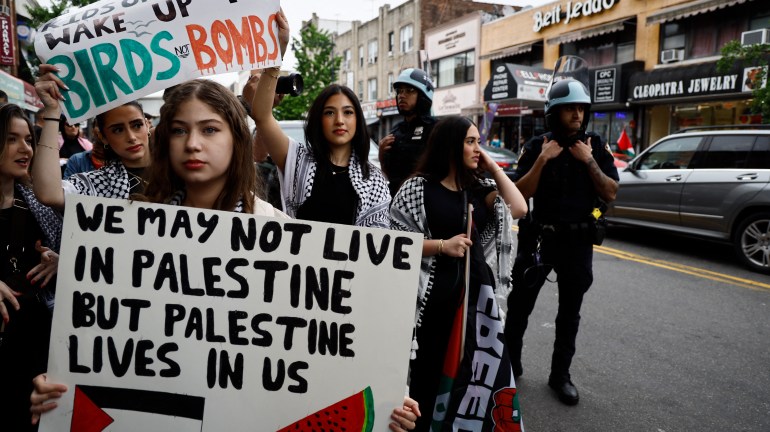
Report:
343,49,351,70
429,50,475,87
367,78,377,101
387,73,394,96
638,137,701,170
561,20,636,65
698,136,754,168
388,32,395,56
750,136,770,168
357,80,363,100
346,72,354,89
359,45,364,67
400,24,413,53
368,39,378,64
660,9,752,61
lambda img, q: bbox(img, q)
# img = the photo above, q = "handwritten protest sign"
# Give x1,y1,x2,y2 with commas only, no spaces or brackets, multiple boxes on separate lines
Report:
40,195,422,431
34,0,282,123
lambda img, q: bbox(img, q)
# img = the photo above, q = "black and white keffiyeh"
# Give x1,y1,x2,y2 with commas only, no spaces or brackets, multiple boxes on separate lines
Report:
389,176,515,355
15,183,63,254
280,139,391,228
65,160,132,199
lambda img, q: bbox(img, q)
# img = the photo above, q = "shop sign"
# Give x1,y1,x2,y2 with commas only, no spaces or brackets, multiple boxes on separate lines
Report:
630,62,745,102
434,85,476,117
594,67,615,103
484,63,551,102
426,18,477,57
533,0,617,32
0,69,24,103
361,101,377,121
376,98,398,117
0,13,15,66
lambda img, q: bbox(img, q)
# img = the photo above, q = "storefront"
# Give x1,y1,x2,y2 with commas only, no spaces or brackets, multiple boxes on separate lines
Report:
482,63,551,151
586,61,644,151
628,60,759,147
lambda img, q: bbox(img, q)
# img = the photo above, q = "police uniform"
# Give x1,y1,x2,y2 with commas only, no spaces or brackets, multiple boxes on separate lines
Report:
382,114,437,196
504,131,619,384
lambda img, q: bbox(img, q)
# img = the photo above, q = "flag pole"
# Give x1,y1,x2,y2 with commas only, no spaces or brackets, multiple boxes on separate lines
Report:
460,203,473,361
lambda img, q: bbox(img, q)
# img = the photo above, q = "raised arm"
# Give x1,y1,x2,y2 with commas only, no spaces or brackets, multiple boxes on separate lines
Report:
31,64,67,209
245,8,291,170
479,150,527,218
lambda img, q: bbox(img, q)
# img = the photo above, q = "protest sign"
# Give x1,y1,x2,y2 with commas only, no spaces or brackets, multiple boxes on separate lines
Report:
40,195,422,431
34,0,282,123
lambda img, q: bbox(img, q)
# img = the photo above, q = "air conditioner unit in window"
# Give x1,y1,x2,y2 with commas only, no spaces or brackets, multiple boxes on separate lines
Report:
741,29,770,46
660,48,684,64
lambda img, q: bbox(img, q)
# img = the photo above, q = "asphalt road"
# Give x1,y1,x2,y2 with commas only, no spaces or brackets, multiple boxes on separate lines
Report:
512,225,770,432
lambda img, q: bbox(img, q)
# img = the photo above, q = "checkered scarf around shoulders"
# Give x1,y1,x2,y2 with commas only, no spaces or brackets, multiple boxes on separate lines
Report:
66,160,132,199
282,139,391,228
390,177,515,354
15,183,63,254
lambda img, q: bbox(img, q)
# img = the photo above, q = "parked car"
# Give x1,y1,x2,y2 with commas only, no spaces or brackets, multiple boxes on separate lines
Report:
605,126,770,274
481,145,518,180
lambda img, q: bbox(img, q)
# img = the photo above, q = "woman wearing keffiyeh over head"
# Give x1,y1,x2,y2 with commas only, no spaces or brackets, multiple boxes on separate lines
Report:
390,116,528,432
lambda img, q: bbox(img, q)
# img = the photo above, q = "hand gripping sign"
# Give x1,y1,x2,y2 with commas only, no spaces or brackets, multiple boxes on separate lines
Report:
34,0,283,123
40,195,422,432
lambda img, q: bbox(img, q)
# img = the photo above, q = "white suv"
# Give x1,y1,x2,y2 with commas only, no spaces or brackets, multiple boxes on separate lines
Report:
606,127,770,274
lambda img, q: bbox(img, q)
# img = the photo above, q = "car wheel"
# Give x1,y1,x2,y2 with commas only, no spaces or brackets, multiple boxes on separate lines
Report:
733,212,770,274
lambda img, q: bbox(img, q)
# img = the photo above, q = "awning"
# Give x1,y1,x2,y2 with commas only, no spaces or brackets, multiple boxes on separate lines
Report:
483,63,552,104
480,42,536,61
646,0,754,25
546,19,627,45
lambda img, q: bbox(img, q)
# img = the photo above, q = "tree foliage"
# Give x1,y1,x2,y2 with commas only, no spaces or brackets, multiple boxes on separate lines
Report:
274,24,342,120
717,40,770,123
25,0,99,30
22,0,100,77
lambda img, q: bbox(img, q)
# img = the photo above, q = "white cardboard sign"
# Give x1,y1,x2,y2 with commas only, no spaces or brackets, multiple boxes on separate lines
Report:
34,0,283,123
40,195,422,431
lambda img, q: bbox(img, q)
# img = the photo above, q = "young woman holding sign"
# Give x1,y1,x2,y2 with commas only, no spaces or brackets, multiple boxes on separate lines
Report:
0,103,62,432
389,116,527,431
141,79,287,216
29,78,421,432
31,64,152,210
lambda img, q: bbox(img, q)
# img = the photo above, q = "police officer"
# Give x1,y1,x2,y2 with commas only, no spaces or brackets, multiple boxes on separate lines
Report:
378,68,437,196
504,78,619,405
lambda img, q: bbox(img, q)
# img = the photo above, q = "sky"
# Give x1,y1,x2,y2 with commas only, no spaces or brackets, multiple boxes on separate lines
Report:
33,0,553,84
279,0,552,70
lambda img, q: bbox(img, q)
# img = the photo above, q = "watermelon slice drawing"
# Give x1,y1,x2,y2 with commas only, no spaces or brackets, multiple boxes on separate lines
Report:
277,386,374,432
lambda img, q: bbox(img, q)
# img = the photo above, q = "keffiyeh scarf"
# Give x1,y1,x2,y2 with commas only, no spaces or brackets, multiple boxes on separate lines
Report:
66,160,132,199
280,139,391,228
389,176,515,350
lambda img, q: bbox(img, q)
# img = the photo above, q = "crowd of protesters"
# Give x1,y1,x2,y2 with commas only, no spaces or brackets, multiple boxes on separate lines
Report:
0,5,621,431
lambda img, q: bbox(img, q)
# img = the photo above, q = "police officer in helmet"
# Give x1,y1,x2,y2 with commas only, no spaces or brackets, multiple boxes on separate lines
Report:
378,68,437,196
504,72,619,405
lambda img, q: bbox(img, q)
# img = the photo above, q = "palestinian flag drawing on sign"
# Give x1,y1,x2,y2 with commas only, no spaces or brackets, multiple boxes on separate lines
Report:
71,385,205,432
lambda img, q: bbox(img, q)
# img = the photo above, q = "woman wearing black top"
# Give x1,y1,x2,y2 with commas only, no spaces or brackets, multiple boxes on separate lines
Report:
246,12,390,229
390,116,527,431
0,104,62,431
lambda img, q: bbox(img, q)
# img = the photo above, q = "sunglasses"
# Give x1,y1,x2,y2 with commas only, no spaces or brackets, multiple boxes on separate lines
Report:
65,123,80,128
